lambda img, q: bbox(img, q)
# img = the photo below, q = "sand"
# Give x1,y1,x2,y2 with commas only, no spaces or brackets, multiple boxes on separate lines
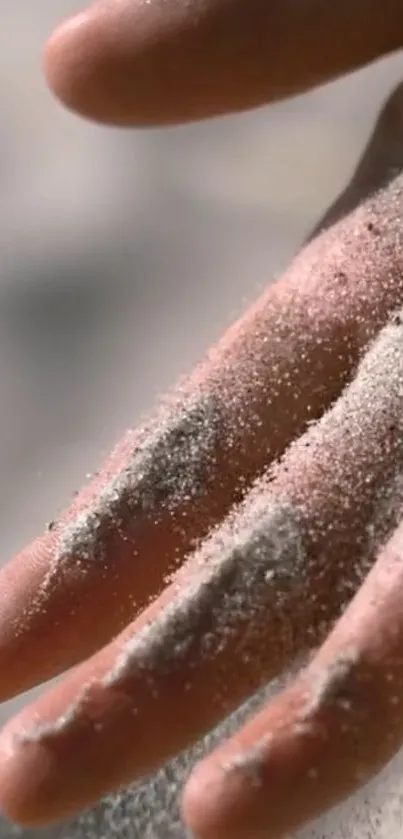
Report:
96,307,403,703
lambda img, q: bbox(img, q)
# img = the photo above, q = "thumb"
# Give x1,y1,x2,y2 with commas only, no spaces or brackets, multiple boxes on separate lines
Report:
44,0,403,127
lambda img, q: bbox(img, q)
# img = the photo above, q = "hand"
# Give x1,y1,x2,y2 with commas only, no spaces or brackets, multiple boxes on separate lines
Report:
0,3,403,839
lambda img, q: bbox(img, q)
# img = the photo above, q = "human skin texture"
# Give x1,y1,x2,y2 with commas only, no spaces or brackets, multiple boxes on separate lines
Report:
1,2,403,839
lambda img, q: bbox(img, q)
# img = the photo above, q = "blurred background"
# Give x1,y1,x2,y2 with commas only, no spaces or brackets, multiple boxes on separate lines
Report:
1,2,403,836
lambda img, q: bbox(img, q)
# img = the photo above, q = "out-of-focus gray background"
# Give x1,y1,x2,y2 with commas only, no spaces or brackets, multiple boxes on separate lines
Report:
1,2,403,836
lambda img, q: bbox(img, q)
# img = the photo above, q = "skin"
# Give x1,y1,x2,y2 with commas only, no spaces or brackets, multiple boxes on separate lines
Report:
0,1,403,837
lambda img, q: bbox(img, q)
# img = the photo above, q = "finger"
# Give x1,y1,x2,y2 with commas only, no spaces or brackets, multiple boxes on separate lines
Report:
1,84,403,700
1,304,403,826
44,0,403,126
183,517,403,839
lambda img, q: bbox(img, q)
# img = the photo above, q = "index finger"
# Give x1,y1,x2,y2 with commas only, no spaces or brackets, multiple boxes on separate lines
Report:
44,0,403,126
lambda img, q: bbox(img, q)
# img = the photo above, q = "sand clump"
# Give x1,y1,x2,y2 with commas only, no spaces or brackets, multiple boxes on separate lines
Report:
53,392,224,569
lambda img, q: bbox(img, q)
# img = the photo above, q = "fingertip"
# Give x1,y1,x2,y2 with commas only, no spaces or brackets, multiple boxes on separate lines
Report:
183,756,259,839
0,725,59,827
43,1,199,127
43,11,114,126
0,534,56,700
182,760,230,839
